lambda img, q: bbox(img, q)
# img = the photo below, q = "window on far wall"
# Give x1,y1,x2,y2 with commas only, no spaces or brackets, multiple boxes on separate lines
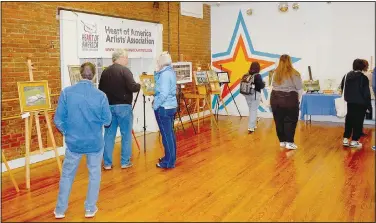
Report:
180,2,203,19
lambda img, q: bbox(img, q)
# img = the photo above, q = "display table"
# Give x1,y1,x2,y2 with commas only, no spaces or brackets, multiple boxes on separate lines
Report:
300,93,341,121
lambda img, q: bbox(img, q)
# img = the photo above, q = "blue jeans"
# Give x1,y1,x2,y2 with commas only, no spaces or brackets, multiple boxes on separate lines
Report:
155,107,177,168
55,148,103,214
104,104,133,166
244,92,261,129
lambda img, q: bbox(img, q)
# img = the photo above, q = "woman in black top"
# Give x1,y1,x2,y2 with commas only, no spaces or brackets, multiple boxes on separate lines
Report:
242,62,265,132
341,59,372,149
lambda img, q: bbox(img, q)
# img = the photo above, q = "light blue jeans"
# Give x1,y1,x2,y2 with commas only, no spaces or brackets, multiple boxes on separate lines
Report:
55,148,103,214
103,104,133,166
244,92,261,129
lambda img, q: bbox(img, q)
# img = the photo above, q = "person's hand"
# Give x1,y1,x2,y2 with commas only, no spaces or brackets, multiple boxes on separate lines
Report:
366,109,371,113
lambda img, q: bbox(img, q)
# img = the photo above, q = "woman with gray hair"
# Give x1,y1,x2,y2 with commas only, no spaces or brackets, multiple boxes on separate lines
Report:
153,52,178,169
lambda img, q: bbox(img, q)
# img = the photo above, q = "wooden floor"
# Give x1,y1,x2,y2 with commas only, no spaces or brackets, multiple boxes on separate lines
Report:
1,116,375,222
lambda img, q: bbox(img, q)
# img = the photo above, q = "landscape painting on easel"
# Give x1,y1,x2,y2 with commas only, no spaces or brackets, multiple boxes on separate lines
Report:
172,62,192,84
140,74,155,96
194,71,209,85
17,81,51,112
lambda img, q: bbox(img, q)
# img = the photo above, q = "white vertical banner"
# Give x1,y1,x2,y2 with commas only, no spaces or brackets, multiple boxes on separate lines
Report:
77,13,103,58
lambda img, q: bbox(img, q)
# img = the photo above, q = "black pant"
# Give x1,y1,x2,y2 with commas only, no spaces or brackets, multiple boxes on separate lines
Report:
344,103,367,141
270,90,299,143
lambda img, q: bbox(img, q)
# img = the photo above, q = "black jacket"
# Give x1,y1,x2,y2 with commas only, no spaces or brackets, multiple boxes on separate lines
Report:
242,73,265,92
341,70,371,107
99,63,141,105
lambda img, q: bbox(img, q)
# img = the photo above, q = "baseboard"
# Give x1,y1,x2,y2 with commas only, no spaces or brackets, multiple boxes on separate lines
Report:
2,146,66,173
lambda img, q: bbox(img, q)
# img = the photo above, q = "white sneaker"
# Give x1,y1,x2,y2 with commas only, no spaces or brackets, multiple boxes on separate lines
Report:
103,165,112,170
350,141,362,149
121,163,133,169
280,142,286,147
343,138,349,146
54,210,65,219
248,128,255,132
85,207,98,218
286,143,298,150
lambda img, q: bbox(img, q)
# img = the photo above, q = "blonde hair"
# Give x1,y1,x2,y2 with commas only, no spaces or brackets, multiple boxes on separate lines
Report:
274,54,300,84
112,49,128,62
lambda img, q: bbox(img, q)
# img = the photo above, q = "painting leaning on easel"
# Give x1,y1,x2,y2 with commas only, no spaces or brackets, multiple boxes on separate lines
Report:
17,80,52,112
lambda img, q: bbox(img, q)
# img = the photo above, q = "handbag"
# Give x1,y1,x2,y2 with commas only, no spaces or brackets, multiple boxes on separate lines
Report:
334,73,348,118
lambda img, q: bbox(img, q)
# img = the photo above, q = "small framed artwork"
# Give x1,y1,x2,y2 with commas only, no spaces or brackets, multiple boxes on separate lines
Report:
68,65,82,86
217,71,230,84
194,71,209,85
17,81,51,112
207,70,219,83
172,62,192,84
140,74,155,96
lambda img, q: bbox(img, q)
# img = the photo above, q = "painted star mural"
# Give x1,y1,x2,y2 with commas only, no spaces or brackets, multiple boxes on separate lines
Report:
211,11,301,113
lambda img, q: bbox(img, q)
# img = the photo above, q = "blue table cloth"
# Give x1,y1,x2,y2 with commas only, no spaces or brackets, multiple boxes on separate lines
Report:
300,94,341,120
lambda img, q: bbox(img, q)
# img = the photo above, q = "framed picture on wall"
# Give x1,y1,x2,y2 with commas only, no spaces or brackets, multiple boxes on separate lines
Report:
217,71,230,84
17,81,52,112
172,62,192,84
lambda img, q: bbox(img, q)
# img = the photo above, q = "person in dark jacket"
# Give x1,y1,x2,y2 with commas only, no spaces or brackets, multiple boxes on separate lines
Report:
372,67,375,151
341,59,371,149
241,62,265,132
99,49,141,170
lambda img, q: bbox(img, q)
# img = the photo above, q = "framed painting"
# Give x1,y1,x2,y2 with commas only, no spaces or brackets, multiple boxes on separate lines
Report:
194,71,209,85
68,65,82,86
217,71,230,84
17,81,51,112
207,70,219,83
140,74,155,96
172,62,192,84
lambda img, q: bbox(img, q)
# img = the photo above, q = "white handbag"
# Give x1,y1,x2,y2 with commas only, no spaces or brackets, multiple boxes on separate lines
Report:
334,73,348,118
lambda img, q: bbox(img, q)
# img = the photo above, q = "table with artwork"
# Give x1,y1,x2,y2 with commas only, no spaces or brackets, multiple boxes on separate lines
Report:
300,93,341,121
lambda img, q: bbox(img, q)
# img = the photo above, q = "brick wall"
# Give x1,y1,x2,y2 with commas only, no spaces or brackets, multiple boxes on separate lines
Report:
1,2,211,160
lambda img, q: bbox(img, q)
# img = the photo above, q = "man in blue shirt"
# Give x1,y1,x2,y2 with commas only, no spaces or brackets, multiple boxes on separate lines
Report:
54,62,112,219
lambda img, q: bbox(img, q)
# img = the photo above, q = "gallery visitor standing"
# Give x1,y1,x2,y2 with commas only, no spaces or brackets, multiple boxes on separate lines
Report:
270,54,303,150
54,62,112,219
240,61,265,133
341,59,371,149
153,52,178,169
99,49,141,170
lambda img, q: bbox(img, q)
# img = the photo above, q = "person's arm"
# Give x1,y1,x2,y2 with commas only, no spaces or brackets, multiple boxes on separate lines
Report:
292,74,303,100
153,71,172,110
54,90,67,134
361,76,372,109
340,75,345,92
101,94,112,127
255,74,265,89
372,67,376,95
98,70,105,91
123,67,141,92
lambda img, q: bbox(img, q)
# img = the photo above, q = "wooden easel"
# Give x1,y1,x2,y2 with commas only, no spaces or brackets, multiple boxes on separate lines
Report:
206,64,229,117
2,151,20,192
23,58,62,190
185,68,219,133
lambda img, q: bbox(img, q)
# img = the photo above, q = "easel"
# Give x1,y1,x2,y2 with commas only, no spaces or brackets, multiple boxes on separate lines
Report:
2,151,20,192
23,58,62,190
175,84,197,134
173,85,186,133
220,65,242,118
132,90,141,151
206,64,229,121
185,69,219,133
